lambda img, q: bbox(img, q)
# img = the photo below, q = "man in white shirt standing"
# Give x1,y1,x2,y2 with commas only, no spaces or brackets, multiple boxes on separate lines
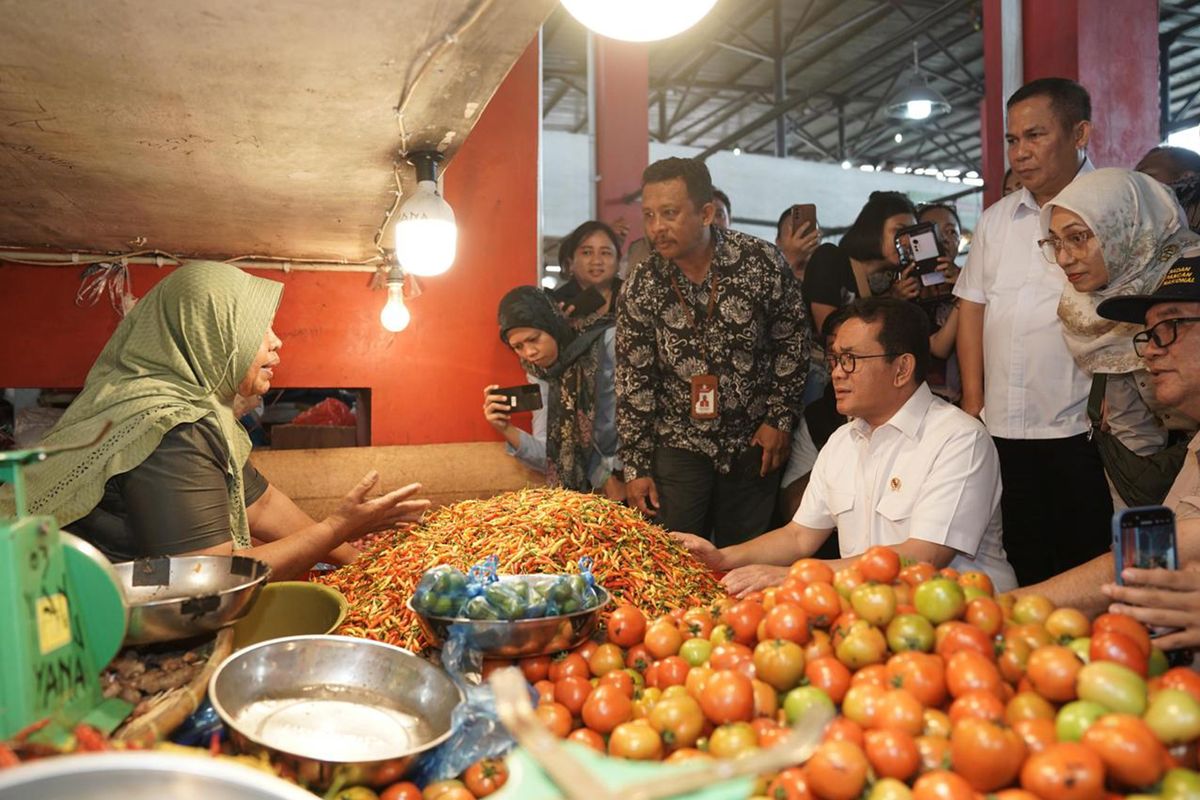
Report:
954,78,1111,586
674,298,1018,596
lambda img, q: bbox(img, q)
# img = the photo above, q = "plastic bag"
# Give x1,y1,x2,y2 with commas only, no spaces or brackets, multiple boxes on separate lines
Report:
543,556,599,616
411,565,471,617
408,626,529,785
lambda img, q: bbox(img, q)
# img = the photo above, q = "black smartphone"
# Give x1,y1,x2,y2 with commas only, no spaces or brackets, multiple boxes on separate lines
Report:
894,222,946,287
1112,505,1178,584
494,383,543,413
790,203,818,234
568,286,607,319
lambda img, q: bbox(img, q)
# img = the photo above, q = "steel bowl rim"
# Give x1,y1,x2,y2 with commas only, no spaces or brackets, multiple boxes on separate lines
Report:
208,634,464,762
406,579,612,626
115,555,271,610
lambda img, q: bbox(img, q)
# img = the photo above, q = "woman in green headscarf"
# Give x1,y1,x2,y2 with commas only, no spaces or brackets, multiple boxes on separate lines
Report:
23,261,429,578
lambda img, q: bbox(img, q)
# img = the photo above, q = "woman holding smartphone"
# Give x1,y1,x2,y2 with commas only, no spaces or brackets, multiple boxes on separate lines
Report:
1040,168,1200,506
482,286,624,500
551,220,624,329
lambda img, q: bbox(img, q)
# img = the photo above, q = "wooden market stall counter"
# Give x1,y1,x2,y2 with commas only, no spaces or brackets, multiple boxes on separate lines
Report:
250,442,545,518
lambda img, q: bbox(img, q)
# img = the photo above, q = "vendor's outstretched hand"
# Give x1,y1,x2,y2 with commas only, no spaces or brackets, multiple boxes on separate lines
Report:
670,532,727,571
721,565,789,599
1102,561,1200,652
627,476,660,517
330,471,431,540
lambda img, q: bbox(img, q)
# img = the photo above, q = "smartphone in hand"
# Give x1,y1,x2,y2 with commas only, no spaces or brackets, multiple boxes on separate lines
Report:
494,384,543,413
1113,505,1178,584
568,286,607,319
790,203,817,234
894,222,946,287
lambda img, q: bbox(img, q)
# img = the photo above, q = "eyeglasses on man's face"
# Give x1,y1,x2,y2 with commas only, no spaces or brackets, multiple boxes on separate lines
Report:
825,351,903,374
1133,317,1200,357
1037,229,1095,264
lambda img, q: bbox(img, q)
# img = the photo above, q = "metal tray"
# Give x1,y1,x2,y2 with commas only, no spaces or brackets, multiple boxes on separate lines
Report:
114,555,270,645
409,574,611,658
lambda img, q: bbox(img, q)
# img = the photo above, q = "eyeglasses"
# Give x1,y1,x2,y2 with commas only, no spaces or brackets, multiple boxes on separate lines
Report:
1132,317,1200,356
825,351,903,374
1037,230,1095,263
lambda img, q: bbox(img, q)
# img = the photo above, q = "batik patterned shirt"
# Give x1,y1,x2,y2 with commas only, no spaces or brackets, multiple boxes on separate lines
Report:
616,226,809,479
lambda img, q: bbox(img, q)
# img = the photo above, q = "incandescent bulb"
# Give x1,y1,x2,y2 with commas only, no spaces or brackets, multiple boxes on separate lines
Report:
380,283,411,332
395,180,457,277
561,0,718,42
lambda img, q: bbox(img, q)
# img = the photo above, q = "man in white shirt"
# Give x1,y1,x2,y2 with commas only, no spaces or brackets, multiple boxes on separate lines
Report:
675,298,1018,596
954,78,1111,586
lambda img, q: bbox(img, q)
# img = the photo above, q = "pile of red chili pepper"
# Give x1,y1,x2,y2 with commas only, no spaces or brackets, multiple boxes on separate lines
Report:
317,489,724,650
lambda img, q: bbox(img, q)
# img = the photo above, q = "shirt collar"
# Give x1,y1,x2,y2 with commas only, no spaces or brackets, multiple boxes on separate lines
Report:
850,383,935,442
1010,156,1096,219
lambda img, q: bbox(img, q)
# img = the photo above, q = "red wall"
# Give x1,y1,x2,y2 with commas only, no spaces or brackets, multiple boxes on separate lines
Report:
0,39,541,446
594,37,649,242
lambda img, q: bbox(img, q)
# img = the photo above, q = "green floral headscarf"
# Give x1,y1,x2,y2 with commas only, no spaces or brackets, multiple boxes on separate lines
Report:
19,261,282,548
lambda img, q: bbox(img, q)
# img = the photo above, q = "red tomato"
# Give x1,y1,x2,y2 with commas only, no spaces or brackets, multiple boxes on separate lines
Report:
549,652,589,682
380,783,423,800
554,676,592,716
790,558,835,585
1089,630,1149,677
1092,612,1152,657
1079,713,1166,788
964,597,1004,637
1025,645,1083,703
886,652,947,708
598,669,635,698
567,727,606,752
1012,718,1057,755
1161,667,1200,703
608,605,647,648
721,599,767,646
581,684,633,734
535,701,572,737
764,603,812,645
519,655,551,683
935,621,994,661
608,720,663,760
857,545,901,584
698,670,755,725
765,767,813,800
799,582,842,626
643,621,684,660
625,644,652,672
945,650,1003,699
912,770,976,800
864,728,920,781
806,741,869,800
948,689,1005,725
655,655,691,688
949,717,1027,791
463,758,508,798
1020,742,1106,800
805,656,852,704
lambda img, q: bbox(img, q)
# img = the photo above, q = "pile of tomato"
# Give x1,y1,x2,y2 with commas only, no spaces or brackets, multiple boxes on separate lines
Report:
446,547,1200,800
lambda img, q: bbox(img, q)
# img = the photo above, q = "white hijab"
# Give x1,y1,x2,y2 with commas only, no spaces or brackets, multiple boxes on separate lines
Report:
1041,168,1200,374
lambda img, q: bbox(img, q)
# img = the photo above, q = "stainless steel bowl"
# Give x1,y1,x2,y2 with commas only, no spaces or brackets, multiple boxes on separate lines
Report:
409,575,611,658
209,635,462,789
114,555,271,645
0,752,316,800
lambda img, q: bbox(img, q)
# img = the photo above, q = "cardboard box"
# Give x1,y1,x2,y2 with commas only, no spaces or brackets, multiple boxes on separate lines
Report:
270,424,358,450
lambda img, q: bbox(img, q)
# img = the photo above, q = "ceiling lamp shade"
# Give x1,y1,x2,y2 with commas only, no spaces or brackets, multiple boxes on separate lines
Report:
560,0,718,43
887,42,951,122
394,151,457,277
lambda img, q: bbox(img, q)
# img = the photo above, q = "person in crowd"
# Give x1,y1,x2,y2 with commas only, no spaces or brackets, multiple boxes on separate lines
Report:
1018,259,1200,650
675,298,1017,596
1137,145,1200,234
1040,168,1199,505
616,157,808,546
17,261,429,579
1002,167,1023,197
954,77,1112,586
774,206,822,281
712,188,732,230
485,286,623,500
915,202,964,401
551,220,624,326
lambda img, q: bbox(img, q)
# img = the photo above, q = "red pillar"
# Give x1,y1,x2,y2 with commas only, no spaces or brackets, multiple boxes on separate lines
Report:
593,36,649,241
981,0,1160,205
980,0,1006,208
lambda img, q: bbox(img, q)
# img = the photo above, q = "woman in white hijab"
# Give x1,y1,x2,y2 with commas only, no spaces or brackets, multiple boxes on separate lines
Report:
1040,168,1199,487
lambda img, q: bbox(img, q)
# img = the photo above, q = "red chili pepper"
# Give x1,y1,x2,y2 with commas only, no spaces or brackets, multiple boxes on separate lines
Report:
0,744,20,769
73,724,109,752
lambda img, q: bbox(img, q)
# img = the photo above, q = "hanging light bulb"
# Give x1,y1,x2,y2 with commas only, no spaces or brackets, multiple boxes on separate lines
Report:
560,0,717,43
394,151,457,277
886,42,951,122
379,266,411,332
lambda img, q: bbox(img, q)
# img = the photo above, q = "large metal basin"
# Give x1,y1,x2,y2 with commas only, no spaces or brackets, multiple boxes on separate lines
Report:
209,635,461,789
114,555,270,645
0,752,315,800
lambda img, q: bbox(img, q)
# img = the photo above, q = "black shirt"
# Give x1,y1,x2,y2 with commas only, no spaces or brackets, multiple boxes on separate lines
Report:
615,226,809,479
68,418,269,562
801,243,859,335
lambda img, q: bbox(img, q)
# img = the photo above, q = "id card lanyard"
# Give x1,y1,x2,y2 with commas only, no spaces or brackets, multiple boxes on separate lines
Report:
670,268,721,420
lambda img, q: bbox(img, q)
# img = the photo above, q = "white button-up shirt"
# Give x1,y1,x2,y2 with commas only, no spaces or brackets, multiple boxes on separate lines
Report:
953,161,1094,439
794,384,1018,591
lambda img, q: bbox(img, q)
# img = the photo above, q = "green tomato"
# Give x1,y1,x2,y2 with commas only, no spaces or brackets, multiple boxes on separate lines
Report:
1162,768,1200,800
783,685,835,725
834,620,888,669
1149,647,1170,678
912,577,965,624
962,585,989,601
886,613,935,653
1054,699,1108,742
1144,688,1200,746
679,637,712,668
850,583,897,627
1076,660,1148,715
1067,636,1091,663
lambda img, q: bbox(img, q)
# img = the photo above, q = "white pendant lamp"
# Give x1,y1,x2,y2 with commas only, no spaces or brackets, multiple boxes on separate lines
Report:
560,0,718,43
887,42,952,122
394,151,457,277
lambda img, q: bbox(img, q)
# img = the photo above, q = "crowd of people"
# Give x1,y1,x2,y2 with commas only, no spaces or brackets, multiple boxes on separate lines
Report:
11,75,1200,654
489,77,1200,651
